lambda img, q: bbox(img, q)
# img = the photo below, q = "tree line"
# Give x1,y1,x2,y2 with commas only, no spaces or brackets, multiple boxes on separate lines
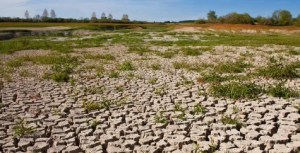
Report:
1,9,300,26
194,10,300,26
0,10,137,23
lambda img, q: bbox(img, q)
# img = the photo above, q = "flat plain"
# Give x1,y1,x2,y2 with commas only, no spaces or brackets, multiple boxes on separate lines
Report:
1,23,300,153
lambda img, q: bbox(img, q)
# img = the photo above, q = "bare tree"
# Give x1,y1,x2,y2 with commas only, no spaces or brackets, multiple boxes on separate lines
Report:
24,10,30,19
108,13,113,20
50,9,56,18
42,9,49,18
101,13,106,19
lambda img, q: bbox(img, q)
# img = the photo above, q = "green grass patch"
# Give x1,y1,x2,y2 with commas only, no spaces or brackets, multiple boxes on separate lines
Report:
266,82,299,99
214,60,251,73
209,82,263,99
83,53,115,60
118,61,134,71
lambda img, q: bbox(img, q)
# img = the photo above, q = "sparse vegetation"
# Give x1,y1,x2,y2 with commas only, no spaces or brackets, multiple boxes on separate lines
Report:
118,61,134,71
12,118,35,137
209,82,263,99
266,82,299,98
108,70,119,78
149,78,158,84
154,113,167,124
151,64,161,70
221,115,243,129
193,104,206,115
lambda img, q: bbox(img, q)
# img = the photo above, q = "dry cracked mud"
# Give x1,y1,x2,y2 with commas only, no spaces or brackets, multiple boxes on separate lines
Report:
1,29,300,153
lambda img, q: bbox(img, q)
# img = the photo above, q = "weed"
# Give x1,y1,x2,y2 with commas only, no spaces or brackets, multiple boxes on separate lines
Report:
0,80,4,89
128,46,151,56
214,60,250,73
288,50,300,55
221,115,243,129
51,72,70,82
174,102,185,112
296,103,300,114
6,59,22,68
232,106,239,114
82,101,101,112
89,120,99,128
181,76,194,85
193,104,206,115
19,70,32,77
197,72,229,83
115,85,124,92
173,61,189,69
182,47,202,56
84,86,105,94
257,57,299,79
155,51,178,58
108,70,119,78
154,86,167,97
266,82,299,99
83,53,115,60
148,78,158,84
154,113,167,124
127,72,135,79
118,61,134,71
209,82,263,99
100,99,112,110
151,64,161,70
12,118,35,137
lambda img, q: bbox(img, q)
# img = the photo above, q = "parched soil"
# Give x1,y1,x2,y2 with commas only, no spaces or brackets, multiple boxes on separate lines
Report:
0,28,300,153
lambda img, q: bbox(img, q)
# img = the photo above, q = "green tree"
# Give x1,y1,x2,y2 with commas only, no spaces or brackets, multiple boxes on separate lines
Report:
272,10,292,25
294,14,300,26
207,10,217,22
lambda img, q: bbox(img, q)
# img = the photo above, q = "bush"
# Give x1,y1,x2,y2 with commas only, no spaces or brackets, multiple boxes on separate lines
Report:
50,72,70,82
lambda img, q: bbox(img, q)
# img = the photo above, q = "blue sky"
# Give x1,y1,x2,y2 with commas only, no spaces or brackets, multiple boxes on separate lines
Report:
0,0,299,21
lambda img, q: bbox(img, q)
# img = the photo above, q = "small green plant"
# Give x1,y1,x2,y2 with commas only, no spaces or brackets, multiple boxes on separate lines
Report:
192,143,207,153
296,103,300,114
118,61,134,71
181,76,194,85
108,70,119,78
266,82,299,99
182,47,202,56
149,78,158,84
151,64,161,70
82,101,101,112
197,72,229,83
90,120,99,128
154,86,167,97
0,80,3,89
193,104,206,115
83,53,115,60
155,51,178,58
84,86,105,94
257,57,299,79
51,72,70,82
221,115,242,129
19,70,32,77
209,82,263,99
6,58,23,68
12,118,35,137
51,106,60,115
115,85,124,92
100,99,112,110
173,61,188,69
174,102,184,112
214,60,250,73
128,46,151,56
232,106,239,114
154,113,167,124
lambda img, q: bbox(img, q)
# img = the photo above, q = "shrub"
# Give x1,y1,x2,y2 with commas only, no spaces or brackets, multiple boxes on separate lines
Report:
193,104,206,115
82,101,101,112
50,72,70,82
